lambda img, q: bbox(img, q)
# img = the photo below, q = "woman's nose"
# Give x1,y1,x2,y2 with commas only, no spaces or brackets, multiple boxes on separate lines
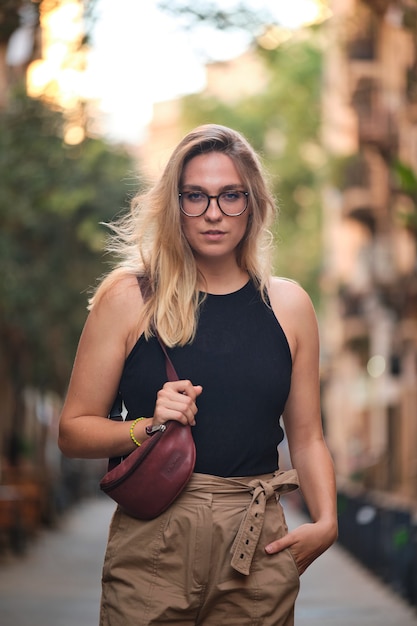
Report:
205,196,222,219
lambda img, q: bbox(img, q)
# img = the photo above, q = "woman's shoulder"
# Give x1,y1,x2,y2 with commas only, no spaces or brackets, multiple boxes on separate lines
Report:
267,277,318,349
89,271,144,330
86,271,145,356
91,270,143,311
268,276,314,310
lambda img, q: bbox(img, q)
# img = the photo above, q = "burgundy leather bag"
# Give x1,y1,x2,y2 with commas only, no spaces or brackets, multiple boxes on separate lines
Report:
99,335,196,520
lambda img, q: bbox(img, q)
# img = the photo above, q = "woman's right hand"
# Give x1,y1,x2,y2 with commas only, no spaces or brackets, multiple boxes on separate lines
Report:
152,380,203,427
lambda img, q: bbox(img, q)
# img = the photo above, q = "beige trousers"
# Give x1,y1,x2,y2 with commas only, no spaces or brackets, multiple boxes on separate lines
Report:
100,471,300,626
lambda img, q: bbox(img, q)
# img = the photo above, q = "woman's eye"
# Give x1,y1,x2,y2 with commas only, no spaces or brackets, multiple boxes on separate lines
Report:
222,192,239,202
187,192,205,202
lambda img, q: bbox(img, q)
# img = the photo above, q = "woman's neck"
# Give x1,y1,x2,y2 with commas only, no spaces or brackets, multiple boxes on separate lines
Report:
197,263,250,295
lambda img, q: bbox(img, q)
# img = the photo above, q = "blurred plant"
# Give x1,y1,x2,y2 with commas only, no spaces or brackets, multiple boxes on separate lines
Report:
392,159,417,234
0,90,134,462
157,0,273,34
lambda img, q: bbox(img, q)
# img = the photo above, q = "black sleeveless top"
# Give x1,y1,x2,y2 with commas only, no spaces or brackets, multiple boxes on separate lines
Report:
119,280,292,477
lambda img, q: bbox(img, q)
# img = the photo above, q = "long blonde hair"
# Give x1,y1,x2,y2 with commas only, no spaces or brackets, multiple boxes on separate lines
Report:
90,124,277,346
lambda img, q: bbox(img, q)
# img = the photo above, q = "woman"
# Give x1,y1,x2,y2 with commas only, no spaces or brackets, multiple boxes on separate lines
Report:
59,124,337,625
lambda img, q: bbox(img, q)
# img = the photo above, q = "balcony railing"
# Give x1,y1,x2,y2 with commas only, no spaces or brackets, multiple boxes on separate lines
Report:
347,36,376,61
342,187,377,232
357,110,397,152
361,0,390,16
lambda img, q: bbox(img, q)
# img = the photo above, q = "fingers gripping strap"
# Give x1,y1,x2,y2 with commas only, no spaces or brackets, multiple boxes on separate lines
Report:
230,469,299,575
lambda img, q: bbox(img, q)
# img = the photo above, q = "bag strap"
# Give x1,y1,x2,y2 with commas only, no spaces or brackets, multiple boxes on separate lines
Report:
108,276,179,422
106,277,179,469
107,329,177,422
153,330,179,382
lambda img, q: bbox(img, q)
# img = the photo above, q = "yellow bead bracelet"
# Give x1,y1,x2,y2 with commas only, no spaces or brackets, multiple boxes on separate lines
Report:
129,417,146,447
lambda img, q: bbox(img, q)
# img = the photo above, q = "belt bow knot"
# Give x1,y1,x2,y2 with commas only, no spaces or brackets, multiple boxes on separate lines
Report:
230,469,299,575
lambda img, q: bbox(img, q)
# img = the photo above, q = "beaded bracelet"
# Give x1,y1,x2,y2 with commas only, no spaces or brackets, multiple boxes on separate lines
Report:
129,417,146,447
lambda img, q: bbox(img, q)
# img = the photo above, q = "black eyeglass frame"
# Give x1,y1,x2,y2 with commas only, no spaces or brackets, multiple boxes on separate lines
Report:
178,191,249,217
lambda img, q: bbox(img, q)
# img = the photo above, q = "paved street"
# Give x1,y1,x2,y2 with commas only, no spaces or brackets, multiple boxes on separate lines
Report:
0,496,416,625
0,497,111,626
286,505,417,625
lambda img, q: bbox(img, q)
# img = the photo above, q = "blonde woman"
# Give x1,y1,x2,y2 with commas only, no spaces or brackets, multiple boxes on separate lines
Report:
59,124,337,625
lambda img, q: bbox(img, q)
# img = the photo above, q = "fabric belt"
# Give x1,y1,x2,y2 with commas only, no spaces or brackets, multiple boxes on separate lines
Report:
229,469,299,575
183,469,299,576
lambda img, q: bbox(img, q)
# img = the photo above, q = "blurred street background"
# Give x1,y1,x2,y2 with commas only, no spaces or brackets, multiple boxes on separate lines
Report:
1,0,417,623
0,495,416,625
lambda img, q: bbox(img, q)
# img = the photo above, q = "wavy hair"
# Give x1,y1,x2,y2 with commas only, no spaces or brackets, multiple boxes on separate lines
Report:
90,124,277,346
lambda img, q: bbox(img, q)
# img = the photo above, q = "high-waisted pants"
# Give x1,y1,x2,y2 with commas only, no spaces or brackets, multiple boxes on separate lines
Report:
100,471,300,626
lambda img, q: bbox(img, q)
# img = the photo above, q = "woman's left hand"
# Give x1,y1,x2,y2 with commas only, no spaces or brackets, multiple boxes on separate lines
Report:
265,521,336,575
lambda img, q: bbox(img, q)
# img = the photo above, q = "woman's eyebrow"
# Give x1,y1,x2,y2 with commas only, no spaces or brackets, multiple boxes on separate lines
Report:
181,184,245,191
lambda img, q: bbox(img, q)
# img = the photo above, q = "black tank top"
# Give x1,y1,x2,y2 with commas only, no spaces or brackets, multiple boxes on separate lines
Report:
119,280,292,477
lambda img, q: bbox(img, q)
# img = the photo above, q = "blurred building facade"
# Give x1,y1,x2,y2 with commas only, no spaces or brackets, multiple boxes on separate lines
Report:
321,0,417,601
322,0,417,504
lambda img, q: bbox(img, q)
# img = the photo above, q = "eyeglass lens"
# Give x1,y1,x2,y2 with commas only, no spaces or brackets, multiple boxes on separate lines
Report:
180,191,248,216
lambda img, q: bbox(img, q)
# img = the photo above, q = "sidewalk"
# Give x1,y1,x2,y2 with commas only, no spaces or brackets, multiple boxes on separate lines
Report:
0,496,416,625
0,497,112,626
285,503,417,625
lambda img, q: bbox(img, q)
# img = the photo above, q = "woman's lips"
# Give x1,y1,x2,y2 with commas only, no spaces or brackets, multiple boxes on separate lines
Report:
202,230,226,241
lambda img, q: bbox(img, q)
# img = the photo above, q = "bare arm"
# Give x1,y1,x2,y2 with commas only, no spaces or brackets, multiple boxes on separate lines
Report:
58,274,201,460
265,278,337,572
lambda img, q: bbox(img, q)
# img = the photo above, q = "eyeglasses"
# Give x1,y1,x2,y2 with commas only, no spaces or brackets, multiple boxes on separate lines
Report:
179,190,249,217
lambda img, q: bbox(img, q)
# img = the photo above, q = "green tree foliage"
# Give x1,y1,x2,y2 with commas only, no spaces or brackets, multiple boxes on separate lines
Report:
179,36,325,304
157,0,273,34
0,92,133,406
393,159,417,233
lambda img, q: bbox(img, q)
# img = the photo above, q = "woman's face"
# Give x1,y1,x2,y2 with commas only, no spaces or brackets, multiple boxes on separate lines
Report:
180,152,250,265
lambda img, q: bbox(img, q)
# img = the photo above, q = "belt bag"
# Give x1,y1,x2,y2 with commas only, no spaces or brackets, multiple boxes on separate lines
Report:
99,333,196,520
